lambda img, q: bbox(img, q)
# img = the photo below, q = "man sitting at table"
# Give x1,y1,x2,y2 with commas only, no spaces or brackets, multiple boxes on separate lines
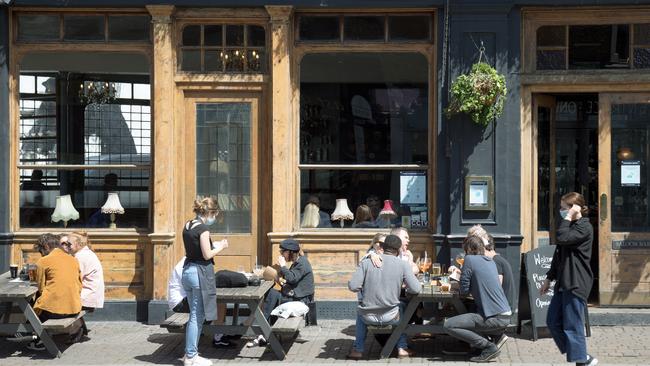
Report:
347,234,421,360
443,235,511,363
29,233,83,351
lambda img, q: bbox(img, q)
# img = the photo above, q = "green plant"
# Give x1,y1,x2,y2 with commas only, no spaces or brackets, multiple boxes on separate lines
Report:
446,62,507,126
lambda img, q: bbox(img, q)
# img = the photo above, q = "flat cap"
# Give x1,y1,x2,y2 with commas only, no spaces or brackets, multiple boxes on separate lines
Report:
280,238,300,252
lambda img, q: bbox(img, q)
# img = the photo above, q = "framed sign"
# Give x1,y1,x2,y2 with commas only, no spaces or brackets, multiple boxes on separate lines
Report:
464,175,494,211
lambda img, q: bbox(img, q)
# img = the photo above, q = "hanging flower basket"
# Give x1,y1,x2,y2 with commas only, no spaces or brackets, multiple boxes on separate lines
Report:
445,62,507,126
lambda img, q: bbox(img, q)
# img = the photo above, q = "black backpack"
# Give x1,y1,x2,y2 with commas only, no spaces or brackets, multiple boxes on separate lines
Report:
215,270,248,288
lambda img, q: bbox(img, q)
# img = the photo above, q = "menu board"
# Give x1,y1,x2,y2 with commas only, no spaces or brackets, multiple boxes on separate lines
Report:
517,245,555,341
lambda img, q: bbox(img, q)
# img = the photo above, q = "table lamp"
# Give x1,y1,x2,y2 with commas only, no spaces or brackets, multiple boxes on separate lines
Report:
377,199,397,227
331,198,354,228
51,194,79,228
101,192,125,229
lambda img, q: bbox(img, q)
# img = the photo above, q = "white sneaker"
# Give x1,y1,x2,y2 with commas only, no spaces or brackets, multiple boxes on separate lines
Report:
184,355,212,366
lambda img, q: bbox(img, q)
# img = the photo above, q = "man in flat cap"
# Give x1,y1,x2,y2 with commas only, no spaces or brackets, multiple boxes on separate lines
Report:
249,239,315,347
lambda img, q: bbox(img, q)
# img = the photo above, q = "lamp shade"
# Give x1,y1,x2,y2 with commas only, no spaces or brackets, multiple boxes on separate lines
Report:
101,192,125,214
378,200,397,219
331,199,354,221
51,194,80,223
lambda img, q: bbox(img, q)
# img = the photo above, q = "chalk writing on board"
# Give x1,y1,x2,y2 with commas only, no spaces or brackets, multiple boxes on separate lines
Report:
533,252,552,269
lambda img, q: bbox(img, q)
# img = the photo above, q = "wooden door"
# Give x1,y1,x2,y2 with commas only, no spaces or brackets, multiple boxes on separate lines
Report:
181,92,261,272
599,93,650,305
532,95,557,248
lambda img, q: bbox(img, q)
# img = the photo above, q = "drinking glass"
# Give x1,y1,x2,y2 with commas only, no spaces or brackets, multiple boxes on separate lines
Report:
455,252,465,268
253,265,264,277
431,263,442,277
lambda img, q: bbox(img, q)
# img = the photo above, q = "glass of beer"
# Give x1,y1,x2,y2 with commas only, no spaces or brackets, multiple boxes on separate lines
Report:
455,253,465,268
431,263,442,277
28,264,37,283
440,276,451,292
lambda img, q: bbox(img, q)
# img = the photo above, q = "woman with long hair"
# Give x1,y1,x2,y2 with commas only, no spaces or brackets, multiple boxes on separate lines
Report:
181,197,228,366
541,192,597,366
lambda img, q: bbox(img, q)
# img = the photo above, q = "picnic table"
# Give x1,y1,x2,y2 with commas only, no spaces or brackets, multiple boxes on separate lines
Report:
378,286,468,359
0,271,67,357
162,280,294,360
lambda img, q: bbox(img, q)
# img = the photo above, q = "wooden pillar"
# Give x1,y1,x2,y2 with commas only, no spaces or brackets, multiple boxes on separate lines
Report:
265,5,295,233
146,5,176,310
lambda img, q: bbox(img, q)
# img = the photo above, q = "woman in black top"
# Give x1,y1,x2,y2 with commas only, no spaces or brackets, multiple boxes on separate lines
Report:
541,192,597,366
181,197,228,366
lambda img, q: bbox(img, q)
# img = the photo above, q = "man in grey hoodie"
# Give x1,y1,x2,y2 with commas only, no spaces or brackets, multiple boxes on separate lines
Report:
348,235,421,359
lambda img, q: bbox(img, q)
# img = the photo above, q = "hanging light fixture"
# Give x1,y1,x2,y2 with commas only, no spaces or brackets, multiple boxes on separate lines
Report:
79,81,117,105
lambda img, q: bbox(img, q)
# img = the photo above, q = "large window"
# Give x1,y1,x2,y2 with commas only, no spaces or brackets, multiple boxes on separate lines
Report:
536,23,650,70
19,53,151,229
299,53,429,229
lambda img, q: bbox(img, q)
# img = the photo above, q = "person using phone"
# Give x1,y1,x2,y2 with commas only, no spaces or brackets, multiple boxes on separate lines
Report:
540,192,597,366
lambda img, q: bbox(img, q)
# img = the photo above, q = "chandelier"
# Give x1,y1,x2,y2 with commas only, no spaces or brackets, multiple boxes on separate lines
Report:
79,81,117,105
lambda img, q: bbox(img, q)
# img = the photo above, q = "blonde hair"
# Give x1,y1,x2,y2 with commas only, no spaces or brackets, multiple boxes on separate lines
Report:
467,224,489,245
69,231,91,250
354,205,374,224
368,233,387,252
193,196,220,217
301,203,320,228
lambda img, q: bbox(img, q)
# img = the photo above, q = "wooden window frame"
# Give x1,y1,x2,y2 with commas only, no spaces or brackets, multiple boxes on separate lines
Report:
522,7,650,74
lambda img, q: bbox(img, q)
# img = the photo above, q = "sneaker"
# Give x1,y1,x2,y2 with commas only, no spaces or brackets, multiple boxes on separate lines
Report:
493,334,509,350
346,349,363,360
469,344,500,363
245,335,266,348
183,354,213,366
212,335,234,348
6,332,36,342
577,354,598,366
25,340,46,351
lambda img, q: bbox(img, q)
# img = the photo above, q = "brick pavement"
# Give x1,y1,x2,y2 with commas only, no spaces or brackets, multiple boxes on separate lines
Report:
1,320,649,365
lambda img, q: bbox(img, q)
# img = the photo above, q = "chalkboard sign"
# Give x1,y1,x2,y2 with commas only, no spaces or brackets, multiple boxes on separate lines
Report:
517,245,555,341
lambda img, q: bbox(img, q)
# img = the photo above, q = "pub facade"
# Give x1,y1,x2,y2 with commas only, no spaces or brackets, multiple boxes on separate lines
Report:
0,0,648,323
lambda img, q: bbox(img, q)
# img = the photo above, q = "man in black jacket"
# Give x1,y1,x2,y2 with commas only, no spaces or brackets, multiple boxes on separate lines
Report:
541,192,597,366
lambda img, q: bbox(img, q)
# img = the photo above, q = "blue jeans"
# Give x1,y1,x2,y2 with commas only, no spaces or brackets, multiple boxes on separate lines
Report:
182,264,204,358
547,290,588,362
352,303,407,353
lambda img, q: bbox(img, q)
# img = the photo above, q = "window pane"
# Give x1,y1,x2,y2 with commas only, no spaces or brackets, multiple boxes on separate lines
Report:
300,170,428,229
569,25,629,69
196,103,252,234
108,16,150,42
182,25,201,46
248,25,265,47
224,49,245,72
205,50,224,72
537,50,566,70
17,15,60,41
204,25,223,46
20,168,150,229
226,25,244,46
634,48,650,68
181,49,201,71
537,26,565,47
536,105,551,231
64,15,105,41
247,50,265,73
634,24,650,46
299,16,340,41
344,16,385,41
611,103,650,231
20,75,57,165
300,53,428,164
388,16,430,41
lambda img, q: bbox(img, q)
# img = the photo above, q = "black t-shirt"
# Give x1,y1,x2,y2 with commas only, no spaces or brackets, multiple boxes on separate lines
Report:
182,219,213,265
492,254,515,311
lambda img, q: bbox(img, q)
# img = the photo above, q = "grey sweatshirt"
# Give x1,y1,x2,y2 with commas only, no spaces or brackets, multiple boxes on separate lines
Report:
348,254,422,315
459,255,511,318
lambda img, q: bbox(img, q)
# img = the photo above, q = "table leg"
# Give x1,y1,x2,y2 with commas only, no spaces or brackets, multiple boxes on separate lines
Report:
245,300,286,360
232,303,240,326
16,299,60,358
450,298,467,314
380,298,420,359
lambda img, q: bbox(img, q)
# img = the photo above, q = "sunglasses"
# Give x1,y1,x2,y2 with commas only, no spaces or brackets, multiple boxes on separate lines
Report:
61,241,72,247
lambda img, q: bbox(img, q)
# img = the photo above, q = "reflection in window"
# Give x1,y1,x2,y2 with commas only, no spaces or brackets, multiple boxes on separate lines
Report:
611,103,649,231
18,69,151,229
299,52,429,230
196,103,252,234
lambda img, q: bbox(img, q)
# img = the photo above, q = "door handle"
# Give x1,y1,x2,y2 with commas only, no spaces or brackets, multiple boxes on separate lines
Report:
600,193,607,222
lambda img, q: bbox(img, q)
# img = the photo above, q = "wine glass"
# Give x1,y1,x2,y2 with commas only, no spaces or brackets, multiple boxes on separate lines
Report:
418,257,432,274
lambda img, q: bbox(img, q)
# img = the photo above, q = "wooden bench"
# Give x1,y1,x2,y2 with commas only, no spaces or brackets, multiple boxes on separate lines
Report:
367,324,395,334
42,310,86,335
160,312,189,333
271,316,304,334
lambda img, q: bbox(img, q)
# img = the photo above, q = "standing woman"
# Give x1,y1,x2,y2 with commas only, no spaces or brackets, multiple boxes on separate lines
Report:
182,197,228,366
541,192,597,366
